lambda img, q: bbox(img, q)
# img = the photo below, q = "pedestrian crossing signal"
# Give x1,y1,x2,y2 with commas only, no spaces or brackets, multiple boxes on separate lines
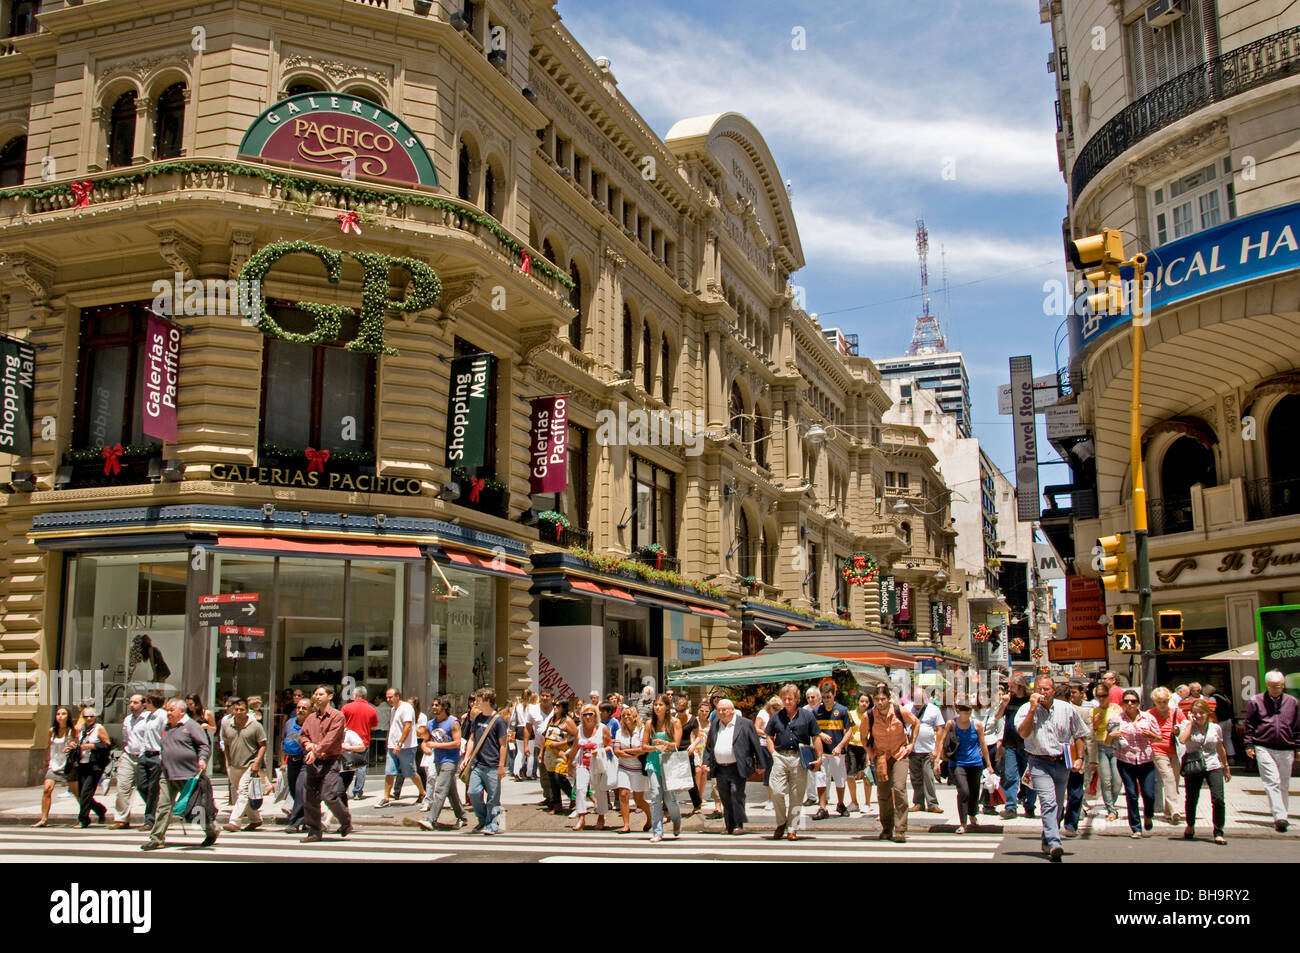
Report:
1113,611,1139,653
1158,610,1184,652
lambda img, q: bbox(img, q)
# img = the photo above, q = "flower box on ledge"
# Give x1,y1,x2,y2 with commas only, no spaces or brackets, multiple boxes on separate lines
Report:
531,550,726,602
450,467,509,519
58,444,161,489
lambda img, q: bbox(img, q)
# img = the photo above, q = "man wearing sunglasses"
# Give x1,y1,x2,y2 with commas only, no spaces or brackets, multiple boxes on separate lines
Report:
1016,675,1090,862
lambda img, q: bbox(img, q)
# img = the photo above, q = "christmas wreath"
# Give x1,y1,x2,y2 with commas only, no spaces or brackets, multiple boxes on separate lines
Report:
1010,637,1025,652
973,623,993,643
840,552,878,586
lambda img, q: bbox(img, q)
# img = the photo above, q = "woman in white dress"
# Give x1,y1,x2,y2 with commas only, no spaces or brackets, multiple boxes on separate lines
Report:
567,704,613,831
612,706,651,833
34,706,75,827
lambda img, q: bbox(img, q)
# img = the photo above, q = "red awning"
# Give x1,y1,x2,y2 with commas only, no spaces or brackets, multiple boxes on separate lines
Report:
444,548,528,577
689,605,730,619
217,535,421,559
570,579,636,602
824,650,918,668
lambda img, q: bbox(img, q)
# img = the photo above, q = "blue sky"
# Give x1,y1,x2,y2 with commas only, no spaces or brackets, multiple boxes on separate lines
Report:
556,0,1070,478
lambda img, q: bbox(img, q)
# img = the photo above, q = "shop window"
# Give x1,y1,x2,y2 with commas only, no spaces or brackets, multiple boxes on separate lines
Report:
453,335,497,481
260,304,375,456
1149,155,1234,245
153,83,186,160
74,303,153,449
431,566,496,712
64,553,190,735
631,455,675,554
0,134,24,186
568,261,583,347
107,91,137,168
8,0,38,37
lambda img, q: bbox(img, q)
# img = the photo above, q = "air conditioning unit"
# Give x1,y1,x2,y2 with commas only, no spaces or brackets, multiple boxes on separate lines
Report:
1047,51,1057,74
1145,0,1186,31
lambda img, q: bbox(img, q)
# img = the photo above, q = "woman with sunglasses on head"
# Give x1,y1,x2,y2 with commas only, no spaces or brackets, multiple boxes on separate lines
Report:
1178,698,1230,845
567,704,614,831
642,693,683,843
1107,689,1162,838
613,706,652,833
945,696,994,833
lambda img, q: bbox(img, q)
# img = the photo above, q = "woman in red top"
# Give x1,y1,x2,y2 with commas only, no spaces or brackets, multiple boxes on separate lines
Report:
1148,687,1184,825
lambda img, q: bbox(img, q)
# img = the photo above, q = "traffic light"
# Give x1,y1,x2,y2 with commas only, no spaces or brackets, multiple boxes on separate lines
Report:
1094,534,1130,591
1158,610,1184,652
1069,227,1126,316
1112,611,1139,653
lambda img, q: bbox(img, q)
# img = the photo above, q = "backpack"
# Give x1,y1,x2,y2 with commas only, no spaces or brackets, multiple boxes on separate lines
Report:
866,704,904,746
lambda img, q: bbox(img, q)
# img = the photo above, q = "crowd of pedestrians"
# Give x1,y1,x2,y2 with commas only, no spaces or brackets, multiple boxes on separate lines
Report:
31,669,1299,858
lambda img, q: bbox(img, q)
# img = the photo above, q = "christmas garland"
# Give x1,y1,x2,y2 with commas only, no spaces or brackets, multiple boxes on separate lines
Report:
570,547,725,599
240,240,346,345
348,251,441,356
65,443,161,464
258,443,375,464
538,509,571,542
0,159,574,289
840,552,878,586
972,623,993,643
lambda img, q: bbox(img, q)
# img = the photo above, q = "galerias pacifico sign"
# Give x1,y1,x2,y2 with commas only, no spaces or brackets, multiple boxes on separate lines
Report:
239,93,439,188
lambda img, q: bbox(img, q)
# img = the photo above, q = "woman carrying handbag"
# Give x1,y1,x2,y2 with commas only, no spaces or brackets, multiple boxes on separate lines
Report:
1178,699,1230,845
642,694,682,843
567,704,613,831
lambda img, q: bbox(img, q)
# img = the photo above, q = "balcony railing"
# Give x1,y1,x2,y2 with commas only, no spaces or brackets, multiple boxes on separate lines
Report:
631,549,681,574
1071,25,1300,202
536,522,593,550
1147,496,1194,537
1246,477,1300,521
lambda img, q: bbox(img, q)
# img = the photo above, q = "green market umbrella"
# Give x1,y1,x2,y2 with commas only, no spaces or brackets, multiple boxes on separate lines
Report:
667,651,886,688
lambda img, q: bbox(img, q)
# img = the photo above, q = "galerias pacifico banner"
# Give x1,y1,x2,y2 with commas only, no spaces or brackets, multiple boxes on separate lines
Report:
445,352,494,468
142,313,181,443
529,395,569,494
896,581,911,623
0,336,35,456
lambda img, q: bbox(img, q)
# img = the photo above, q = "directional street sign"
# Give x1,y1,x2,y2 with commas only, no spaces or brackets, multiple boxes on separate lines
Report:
217,624,266,637
197,593,260,626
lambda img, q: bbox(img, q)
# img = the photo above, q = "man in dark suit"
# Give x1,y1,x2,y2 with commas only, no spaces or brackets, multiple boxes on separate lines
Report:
704,699,763,835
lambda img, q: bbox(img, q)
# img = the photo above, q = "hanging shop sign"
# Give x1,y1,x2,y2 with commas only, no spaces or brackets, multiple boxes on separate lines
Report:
944,603,953,636
445,353,494,469
1256,605,1300,700
238,240,442,357
208,461,422,495
239,93,439,188
1065,574,1107,639
1009,355,1040,521
879,575,897,622
142,313,181,444
529,395,569,494
896,581,911,623
0,335,35,456
930,601,943,637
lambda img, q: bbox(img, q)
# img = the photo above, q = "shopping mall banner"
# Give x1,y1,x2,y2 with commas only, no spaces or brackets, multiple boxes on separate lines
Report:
142,312,181,443
0,335,35,456
896,580,911,623
445,352,494,468
1080,201,1300,349
529,395,569,494
879,575,897,622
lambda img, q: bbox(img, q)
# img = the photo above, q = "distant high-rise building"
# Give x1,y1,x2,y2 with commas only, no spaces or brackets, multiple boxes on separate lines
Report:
876,352,972,437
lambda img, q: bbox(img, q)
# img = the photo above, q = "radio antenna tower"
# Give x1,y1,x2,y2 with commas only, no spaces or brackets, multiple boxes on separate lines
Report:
906,218,947,356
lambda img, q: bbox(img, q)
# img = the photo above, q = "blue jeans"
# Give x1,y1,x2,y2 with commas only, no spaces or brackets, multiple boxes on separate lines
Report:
1096,745,1120,814
467,764,500,832
1028,756,1068,850
351,763,367,799
646,768,681,837
1001,747,1037,814
1117,759,1156,834
1063,769,1085,830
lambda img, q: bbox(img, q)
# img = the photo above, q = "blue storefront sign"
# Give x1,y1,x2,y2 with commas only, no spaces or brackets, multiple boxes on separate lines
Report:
676,640,702,662
1079,202,1300,349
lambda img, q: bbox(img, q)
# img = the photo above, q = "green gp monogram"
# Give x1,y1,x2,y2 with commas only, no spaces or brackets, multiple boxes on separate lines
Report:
238,239,442,355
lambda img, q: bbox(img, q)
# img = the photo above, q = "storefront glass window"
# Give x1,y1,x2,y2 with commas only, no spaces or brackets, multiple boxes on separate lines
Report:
63,552,189,739
430,567,495,711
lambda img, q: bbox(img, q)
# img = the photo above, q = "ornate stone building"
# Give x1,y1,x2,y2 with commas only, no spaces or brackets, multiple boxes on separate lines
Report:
0,0,957,783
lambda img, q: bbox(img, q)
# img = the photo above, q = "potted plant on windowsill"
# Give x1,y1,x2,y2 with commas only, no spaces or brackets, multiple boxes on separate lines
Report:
537,509,570,542
637,541,666,569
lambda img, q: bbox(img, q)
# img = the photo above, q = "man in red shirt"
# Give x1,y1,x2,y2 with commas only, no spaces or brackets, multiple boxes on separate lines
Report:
1100,671,1125,707
341,685,378,800
1147,686,1185,825
299,684,352,843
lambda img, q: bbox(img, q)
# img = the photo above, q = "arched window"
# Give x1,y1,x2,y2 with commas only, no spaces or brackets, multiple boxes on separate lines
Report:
753,412,766,468
0,135,25,187
344,87,382,106
762,527,775,584
901,521,912,547
287,81,323,96
483,164,496,217
1265,394,1300,518
542,238,556,265
621,305,633,375
153,83,186,159
729,382,751,447
8,0,39,37
107,91,137,169
642,322,653,392
568,262,583,348
660,336,671,404
1157,436,1216,535
457,140,472,202
737,510,753,581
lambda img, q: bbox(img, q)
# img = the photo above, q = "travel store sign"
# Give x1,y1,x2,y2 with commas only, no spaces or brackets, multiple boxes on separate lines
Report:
239,93,439,188
1081,202,1300,348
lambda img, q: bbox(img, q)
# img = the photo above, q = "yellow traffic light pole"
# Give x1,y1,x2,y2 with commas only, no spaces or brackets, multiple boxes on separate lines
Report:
1127,253,1158,705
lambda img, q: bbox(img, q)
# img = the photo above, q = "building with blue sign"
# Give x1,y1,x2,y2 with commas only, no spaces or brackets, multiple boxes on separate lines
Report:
1040,0,1299,704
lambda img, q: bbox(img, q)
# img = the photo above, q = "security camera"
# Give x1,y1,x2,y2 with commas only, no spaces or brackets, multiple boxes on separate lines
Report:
374,513,387,528
450,585,469,598
261,503,275,518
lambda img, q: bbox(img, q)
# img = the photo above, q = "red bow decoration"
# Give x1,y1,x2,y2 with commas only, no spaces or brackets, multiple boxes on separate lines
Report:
304,447,331,473
70,180,94,208
337,211,362,235
469,476,486,503
852,554,866,570
554,521,564,541
520,250,531,275
655,551,663,569
101,444,123,476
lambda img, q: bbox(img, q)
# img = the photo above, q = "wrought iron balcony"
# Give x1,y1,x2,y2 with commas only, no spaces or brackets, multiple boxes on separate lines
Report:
631,548,681,574
1071,26,1300,202
536,522,593,550
1147,496,1194,537
1246,477,1300,522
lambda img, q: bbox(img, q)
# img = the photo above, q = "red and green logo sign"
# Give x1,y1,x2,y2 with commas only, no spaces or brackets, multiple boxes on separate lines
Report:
239,93,438,188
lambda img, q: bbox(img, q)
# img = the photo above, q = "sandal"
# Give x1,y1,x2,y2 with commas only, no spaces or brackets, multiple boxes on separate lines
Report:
616,827,631,834
595,817,606,830
571,819,585,832
955,825,966,834
1213,835,1226,845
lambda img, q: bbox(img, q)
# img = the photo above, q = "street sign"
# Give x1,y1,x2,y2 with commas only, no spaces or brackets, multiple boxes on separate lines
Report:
997,374,1061,414
1045,404,1085,439
197,592,260,626
1048,637,1108,661
1114,632,1140,653
217,625,266,637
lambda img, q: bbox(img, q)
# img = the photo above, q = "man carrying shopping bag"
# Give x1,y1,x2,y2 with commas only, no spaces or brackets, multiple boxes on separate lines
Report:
142,698,219,850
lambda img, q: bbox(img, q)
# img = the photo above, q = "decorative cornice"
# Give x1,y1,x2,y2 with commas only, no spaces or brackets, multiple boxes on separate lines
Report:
1125,117,1229,184
98,53,192,87
437,272,483,324
5,252,55,306
281,53,391,89
153,228,199,281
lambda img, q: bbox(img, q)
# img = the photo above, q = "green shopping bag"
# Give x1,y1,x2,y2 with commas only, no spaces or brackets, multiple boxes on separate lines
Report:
171,777,200,818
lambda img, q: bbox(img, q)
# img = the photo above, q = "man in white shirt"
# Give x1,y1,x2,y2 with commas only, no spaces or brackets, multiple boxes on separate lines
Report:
134,694,167,828
905,688,946,813
378,687,424,807
803,686,822,806
703,700,762,835
108,694,149,829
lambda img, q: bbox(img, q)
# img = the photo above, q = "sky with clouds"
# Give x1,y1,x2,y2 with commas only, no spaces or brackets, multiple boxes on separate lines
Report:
556,0,1071,478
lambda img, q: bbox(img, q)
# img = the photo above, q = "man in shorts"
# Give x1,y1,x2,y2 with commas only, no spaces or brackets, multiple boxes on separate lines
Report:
812,680,852,819
377,687,424,807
